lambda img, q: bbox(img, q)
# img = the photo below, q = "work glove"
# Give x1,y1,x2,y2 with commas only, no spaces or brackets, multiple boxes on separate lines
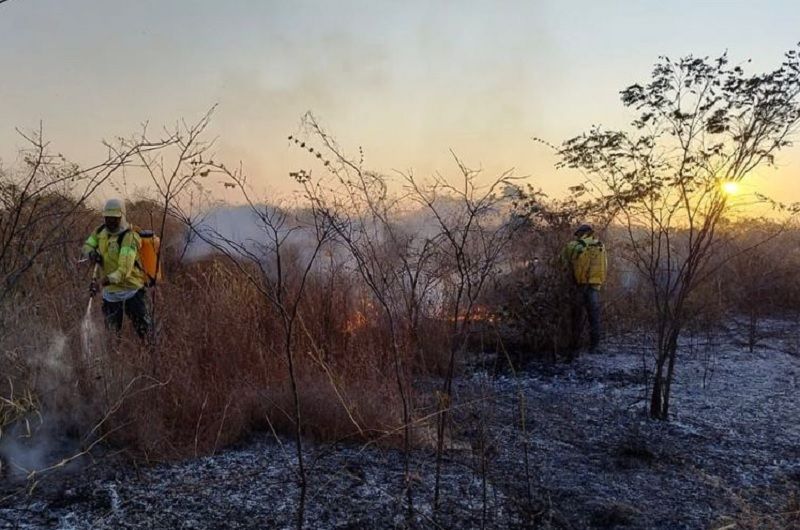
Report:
89,279,99,297
88,250,103,265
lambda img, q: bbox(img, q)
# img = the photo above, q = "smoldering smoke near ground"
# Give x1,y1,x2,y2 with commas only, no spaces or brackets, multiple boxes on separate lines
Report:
0,332,84,481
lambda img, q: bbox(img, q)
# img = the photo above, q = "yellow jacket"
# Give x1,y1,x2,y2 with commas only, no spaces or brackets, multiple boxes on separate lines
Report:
83,226,146,292
562,235,607,286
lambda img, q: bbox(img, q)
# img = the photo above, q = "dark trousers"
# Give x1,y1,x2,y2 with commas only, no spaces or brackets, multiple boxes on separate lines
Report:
570,284,602,353
582,285,602,350
102,289,151,339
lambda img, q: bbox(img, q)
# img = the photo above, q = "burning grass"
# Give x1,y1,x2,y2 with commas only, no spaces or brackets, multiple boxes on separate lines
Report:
73,256,418,460
2,191,800,484
1,233,425,469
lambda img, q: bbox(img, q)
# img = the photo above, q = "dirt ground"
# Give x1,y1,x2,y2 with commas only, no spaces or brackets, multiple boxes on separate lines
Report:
2,325,799,529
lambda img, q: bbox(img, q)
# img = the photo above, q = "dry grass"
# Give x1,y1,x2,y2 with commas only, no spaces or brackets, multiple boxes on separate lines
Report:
711,490,800,530
3,198,800,471
86,255,416,459
0,200,425,464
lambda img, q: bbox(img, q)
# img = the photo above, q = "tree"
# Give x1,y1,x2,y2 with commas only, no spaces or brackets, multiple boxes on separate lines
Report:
122,107,218,348
188,162,335,530
293,114,519,518
293,114,438,522
402,155,518,513
0,125,176,304
557,47,800,419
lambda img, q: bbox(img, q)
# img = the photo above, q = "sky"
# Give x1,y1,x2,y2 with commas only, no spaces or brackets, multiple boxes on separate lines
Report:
1,0,799,205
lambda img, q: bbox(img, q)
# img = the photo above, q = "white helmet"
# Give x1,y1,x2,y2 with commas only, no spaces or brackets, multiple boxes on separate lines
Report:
102,198,125,218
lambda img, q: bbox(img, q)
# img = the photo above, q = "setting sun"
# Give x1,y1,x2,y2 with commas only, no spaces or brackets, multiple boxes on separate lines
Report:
722,181,741,195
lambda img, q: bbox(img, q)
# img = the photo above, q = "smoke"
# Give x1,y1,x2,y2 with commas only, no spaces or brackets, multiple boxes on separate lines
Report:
185,204,345,274
184,204,266,262
187,192,501,258
181,193,511,320
80,297,102,364
0,331,85,481
1,420,55,480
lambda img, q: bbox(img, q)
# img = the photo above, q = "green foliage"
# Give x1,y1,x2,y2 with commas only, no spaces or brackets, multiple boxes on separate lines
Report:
555,46,800,420
559,46,800,219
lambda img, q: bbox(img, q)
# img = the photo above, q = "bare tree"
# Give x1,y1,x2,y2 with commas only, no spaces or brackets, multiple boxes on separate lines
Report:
558,48,800,419
120,107,219,347
0,124,177,304
293,113,443,521
187,161,334,530
402,155,518,514
292,125,521,517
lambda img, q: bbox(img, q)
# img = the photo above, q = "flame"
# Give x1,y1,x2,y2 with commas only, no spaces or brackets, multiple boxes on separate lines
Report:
447,305,497,324
343,310,368,333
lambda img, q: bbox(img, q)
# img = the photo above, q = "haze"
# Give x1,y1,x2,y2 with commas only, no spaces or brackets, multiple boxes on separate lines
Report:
2,0,799,203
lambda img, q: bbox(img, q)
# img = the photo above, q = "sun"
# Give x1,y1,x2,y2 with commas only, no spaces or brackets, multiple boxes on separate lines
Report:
721,181,741,196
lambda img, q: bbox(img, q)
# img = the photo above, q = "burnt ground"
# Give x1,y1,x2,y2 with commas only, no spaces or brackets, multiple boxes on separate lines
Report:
1,324,799,529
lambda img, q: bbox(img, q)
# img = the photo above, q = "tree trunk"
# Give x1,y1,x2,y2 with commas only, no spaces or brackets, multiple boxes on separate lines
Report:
650,326,681,420
661,329,681,420
650,362,665,419
650,323,668,419
283,327,306,530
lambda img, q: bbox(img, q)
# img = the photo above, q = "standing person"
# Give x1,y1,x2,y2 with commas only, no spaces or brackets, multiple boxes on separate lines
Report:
83,198,151,339
562,224,607,356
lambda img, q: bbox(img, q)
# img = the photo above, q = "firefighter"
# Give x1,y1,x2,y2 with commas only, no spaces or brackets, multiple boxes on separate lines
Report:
562,224,607,356
83,198,151,339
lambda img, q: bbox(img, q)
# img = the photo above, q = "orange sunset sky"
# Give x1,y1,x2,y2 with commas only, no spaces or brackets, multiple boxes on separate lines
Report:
2,1,799,207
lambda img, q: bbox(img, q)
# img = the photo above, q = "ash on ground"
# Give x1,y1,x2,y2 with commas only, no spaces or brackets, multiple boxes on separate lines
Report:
2,329,799,529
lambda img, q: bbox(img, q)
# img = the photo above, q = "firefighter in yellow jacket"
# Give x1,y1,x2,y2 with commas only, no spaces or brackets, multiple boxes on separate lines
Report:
562,224,607,355
83,198,151,339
